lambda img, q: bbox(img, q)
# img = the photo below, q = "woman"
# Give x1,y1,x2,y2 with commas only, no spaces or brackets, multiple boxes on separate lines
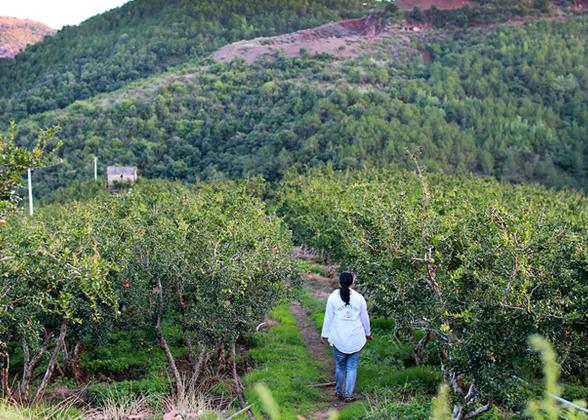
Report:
320,272,372,402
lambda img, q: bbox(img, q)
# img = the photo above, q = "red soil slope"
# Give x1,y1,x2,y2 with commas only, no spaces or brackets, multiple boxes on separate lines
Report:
0,16,55,58
212,3,577,66
396,0,475,9
212,13,386,64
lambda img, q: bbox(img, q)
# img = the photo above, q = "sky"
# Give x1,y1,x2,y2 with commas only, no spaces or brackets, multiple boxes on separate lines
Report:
0,0,132,29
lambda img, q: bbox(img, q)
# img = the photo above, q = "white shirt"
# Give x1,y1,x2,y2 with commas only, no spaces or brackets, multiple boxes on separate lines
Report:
321,288,371,354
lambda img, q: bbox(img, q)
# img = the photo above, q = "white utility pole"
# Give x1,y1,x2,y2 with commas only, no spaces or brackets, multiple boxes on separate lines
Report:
94,156,98,180
27,168,33,217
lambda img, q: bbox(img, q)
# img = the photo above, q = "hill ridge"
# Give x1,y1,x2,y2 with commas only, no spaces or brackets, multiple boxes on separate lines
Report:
0,16,55,58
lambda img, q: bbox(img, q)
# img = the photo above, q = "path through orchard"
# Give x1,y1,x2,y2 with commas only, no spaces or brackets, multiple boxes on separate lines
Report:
290,249,348,420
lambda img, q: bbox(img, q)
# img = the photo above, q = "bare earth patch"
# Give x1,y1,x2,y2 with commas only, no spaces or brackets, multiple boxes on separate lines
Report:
211,13,387,64
396,0,475,9
289,301,345,420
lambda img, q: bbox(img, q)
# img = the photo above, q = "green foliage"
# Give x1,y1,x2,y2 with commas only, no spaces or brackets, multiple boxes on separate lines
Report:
13,16,588,196
40,180,109,206
409,0,561,28
0,197,121,401
1,178,296,403
278,167,588,413
0,0,377,120
563,384,588,403
80,329,164,376
0,122,59,218
430,336,588,419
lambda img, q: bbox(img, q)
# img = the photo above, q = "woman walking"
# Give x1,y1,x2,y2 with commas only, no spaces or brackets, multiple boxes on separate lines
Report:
320,272,372,402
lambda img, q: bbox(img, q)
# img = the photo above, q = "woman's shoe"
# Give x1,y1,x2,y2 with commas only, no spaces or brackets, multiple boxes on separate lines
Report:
345,396,356,403
336,393,344,401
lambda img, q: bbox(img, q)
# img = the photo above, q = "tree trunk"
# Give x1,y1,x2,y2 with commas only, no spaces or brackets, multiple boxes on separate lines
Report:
62,340,82,382
20,332,51,400
1,351,13,401
192,344,207,384
33,320,67,404
413,331,430,365
155,277,184,400
216,342,226,376
442,362,492,420
61,341,69,376
185,334,207,383
230,341,254,420
71,341,82,383
185,334,196,367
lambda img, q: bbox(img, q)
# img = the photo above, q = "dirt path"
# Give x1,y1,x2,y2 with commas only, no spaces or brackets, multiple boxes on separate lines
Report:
290,248,348,419
289,301,344,419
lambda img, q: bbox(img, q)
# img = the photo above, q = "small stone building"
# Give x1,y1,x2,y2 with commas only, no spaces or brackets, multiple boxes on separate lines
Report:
107,166,138,189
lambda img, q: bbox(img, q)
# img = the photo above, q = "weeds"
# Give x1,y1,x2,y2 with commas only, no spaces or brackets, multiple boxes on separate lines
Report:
83,393,151,419
0,399,82,420
243,304,324,418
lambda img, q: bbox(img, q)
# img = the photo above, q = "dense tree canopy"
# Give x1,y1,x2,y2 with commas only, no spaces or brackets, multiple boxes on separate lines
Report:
0,0,377,120
10,16,588,197
277,167,588,416
1,179,296,402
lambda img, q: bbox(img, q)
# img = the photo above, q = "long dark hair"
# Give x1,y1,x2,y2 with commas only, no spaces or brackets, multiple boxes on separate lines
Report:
339,272,354,305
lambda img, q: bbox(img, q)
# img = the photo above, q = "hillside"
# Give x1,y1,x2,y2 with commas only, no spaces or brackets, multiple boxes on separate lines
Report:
212,13,387,64
13,12,587,197
0,17,54,58
0,0,376,121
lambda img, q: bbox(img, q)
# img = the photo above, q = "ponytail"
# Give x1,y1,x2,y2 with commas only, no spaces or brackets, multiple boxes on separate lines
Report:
339,272,354,305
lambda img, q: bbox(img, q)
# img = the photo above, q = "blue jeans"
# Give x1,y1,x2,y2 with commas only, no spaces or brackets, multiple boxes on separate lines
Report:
332,346,362,397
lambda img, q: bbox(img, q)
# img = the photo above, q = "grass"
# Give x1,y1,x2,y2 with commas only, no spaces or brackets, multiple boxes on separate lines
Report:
0,400,82,420
299,288,326,331
81,321,187,377
243,304,326,419
86,376,171,405
296,259,327,276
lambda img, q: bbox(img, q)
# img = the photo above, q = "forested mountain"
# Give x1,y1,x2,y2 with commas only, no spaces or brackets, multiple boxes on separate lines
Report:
0,17,54,58
13,15,588,196
2,0,587,196
0,0,375,120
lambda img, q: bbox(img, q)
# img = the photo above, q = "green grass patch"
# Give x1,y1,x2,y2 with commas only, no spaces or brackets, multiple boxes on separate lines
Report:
338,394,433,419
339,388,438,419
87,376,170,405
0,400,82,419
296,259,326,275
243,304,325,419
299,289,325,331
339,401,368,419
357,365,441,395
361,333,413,370
81,321,186,377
